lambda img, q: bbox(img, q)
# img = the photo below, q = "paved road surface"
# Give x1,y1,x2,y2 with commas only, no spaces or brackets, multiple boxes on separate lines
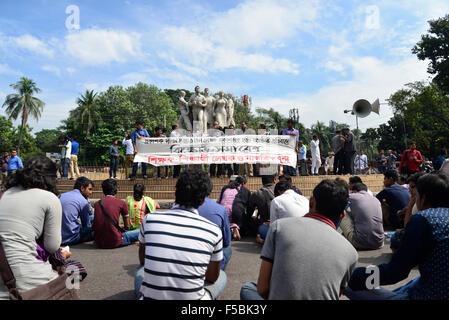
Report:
71,235,418,300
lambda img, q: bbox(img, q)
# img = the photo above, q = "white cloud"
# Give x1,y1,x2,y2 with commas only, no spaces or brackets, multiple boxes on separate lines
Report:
254,56,429,131
66,67,76,74
0,64,22,76
11,34,54,57
65,29,143,65
155,0,319,76
42,65,61,76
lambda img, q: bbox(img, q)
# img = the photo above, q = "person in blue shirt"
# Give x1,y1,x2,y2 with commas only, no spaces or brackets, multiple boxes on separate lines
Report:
7,149,23,175
198,184,232,270
345,172,449,300
376,169,411,229
69,137,81,180
434,148,447,171
131,120,151,180
60,177,95,245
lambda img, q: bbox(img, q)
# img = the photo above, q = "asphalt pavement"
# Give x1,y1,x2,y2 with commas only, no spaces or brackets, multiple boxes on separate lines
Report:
71,234,419,300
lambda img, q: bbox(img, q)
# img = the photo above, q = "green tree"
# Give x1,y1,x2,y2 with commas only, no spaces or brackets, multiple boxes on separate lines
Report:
387,82,449,158
11,125,42,160
310,121,332,156
2,77,45,155
0,116,14,153
35,129,64,153
413,14,449,93
72,90,102,163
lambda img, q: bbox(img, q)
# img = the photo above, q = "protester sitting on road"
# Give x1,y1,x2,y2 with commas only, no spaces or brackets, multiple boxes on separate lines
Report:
390,171,426,252
230,176,252,237
398,175,409,189
345,172,449,300
199,181,232,271
134,169,226,300
247,175,276,244
270,181,309,224
217,176,244,240
278,174,302,195
125,183,159,230
338,183,384,250
92,179,140,249
348,176,373,196
60,177,95,246
376,169,411,229
240,179,358,300
0,156,66,299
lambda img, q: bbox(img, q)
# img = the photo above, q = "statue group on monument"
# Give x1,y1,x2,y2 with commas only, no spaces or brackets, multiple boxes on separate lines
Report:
178,86,236,134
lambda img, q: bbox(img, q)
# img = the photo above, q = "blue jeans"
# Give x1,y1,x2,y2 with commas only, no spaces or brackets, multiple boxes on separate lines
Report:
134,266,227,300
240,282,264,300
132,162,147,177
61,158,69,178
110,157,118,178
344,276,421,300
221,245,232,271
121,229,140,246
258,224,270,240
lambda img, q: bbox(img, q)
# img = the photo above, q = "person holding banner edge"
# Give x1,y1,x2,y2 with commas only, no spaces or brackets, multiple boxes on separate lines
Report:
131,120,150,180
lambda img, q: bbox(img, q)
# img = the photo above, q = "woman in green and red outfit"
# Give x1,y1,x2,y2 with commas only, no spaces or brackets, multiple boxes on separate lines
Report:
125,183,159,230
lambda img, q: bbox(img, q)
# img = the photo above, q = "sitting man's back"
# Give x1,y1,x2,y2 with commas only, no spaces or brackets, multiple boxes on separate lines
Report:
135,169,226,300
241,179,358,300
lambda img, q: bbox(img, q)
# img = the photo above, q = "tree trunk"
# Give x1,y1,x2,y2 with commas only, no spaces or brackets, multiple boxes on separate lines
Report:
17,105,28,156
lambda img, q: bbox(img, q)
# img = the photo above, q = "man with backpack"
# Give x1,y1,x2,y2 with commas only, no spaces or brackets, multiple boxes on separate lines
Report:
247,175,276,244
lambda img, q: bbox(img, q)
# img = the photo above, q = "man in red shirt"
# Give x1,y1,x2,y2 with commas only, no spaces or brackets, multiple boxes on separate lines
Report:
399,141,423,176
93,179,140,249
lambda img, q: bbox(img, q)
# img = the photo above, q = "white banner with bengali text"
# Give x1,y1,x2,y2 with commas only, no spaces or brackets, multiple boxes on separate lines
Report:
133,135,297,167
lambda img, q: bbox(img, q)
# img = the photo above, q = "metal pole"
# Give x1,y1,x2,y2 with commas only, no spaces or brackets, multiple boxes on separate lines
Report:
356,116,361,174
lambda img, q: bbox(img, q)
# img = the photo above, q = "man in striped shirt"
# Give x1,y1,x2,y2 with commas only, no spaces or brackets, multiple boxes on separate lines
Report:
134,168,226,300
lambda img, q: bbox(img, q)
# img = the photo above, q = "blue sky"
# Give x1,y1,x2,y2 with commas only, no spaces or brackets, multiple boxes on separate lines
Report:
0,0,447,134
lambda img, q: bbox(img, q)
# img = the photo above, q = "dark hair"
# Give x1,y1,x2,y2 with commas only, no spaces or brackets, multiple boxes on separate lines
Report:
102,178,118,196
112,138,118,144
279,174,292,182
351,183,368,192
172,124,178,130
274,181,291,196
313,134,318,139
126,134,131,140
416,173,449,208
287,119,293,124
133,183,146,201
313,179,349,221
74,177,94,191
135,120,144,126
259,124,266,129
349,176,363,185
6,155,58,195
410,141,416,145
261,175,275,186
162,128,167,133
175,168,211,208
398,176,407,184
407,171,426,184
384,169,399,182
235,175,247,185
155,127,161,132
336,130,341,134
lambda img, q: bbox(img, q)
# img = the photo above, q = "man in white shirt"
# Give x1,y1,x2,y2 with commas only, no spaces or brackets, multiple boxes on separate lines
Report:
58,136,72,180
122,134,134,179
354,150,369,174
298,141,308,176
310,135,321,175
270,181,309,224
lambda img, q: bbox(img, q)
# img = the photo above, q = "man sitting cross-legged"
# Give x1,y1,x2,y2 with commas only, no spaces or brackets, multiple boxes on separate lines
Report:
134,169,226,300
240,179,358,300
338,183,384,250
92,179,140,249
345,173,449,300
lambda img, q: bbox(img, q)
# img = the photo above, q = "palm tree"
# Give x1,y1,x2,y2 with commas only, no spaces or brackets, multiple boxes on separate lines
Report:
74,90,102,163
2,77,45,155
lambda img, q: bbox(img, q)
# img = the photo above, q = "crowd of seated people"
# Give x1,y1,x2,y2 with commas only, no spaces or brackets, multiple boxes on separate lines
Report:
1,161,448,301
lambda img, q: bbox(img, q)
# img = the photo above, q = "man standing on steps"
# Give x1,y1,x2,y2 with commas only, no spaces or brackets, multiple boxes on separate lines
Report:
69,137,81,180
131,120,151,180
